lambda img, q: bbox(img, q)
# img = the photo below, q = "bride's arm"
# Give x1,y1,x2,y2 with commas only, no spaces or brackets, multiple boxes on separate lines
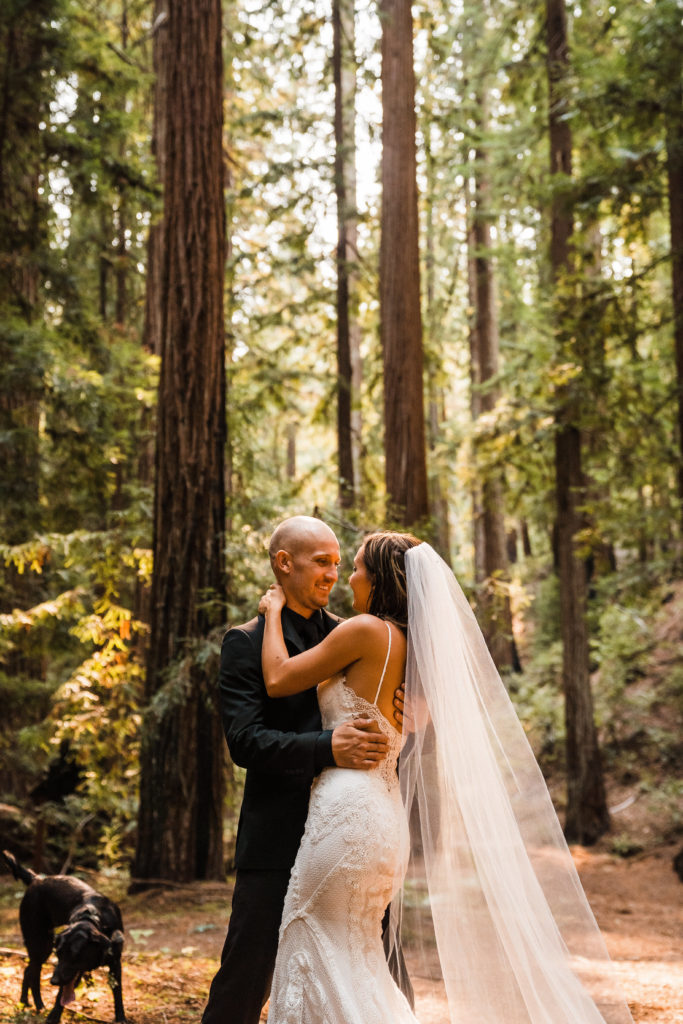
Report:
261,586,375,697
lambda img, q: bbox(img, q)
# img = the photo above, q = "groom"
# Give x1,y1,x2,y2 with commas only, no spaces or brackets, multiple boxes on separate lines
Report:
201,516,391,1024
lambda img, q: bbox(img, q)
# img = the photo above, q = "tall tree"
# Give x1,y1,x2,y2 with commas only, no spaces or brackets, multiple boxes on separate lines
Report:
379,0,429,526
663,30,683,532
422,88,451,561
0,0,56,546
467,84,517,671
142,0,169,358
546,0,609,844
0,2,60,719
333,0,362,509
134,0,227,882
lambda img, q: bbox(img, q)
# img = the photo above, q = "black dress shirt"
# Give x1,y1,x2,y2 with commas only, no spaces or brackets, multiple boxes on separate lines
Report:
283,606,326,647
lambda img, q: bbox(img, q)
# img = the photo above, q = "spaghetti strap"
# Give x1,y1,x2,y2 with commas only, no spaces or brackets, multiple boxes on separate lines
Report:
372,620,392,705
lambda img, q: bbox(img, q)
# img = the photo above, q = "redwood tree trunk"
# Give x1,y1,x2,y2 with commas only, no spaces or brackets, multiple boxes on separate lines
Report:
333,0,362,509
0,3,54,805
112,2,130,328
115,200,128,327
0,4,46,541
134,0,227,883
546,0,609,844
467,105,516,671
142,0,169,357
135,0,169,640
665,84,683,532
379,0,428,526
0,8,44,319
0,1,49,551
286,421,297,479
424,124,450,560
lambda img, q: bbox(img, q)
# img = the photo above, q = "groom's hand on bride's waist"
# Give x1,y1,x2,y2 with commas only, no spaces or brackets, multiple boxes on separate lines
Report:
331,719,389,770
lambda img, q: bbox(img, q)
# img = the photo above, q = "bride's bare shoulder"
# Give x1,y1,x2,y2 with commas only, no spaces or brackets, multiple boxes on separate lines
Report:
339,614,406,650
338,613,384,633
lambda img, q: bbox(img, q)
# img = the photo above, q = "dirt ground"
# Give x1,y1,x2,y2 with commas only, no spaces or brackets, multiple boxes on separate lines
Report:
0,843,681,1024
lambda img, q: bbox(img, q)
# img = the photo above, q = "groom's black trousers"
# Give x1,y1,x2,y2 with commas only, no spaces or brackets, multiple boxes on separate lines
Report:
201,867,415,1024
201,868,291,1024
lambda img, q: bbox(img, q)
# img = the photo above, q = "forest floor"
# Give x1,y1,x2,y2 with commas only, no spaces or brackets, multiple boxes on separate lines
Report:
0,840,681,1024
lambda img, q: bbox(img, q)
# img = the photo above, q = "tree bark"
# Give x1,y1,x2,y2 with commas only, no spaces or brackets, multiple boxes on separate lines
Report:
114,197,128,328
0,3,50,545
333,0,362,509
286,421,297,480
0,8,45,319
546,0,609,844
424,124,450,561
467,95,517,671
134,0,227,883
0,4,55,753
467,235,515,669
142,0,169,357
135,0,169,639
427,385,450,558
379,0,428,526
113,1,130,329
665,81,683,533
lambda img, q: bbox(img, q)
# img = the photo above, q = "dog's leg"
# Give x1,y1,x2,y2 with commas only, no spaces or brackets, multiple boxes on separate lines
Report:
19,890,54,1011
106,931,126,1023
109,961,126,1023
23,957,46,1011
46,989,65,1024
20,964,32,1007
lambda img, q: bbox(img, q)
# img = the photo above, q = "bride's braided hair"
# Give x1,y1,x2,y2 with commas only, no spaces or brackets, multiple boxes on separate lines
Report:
361,531,421,631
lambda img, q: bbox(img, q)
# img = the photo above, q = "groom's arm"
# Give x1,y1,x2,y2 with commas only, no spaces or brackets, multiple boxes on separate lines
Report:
220,626,388,776
219,626,334,780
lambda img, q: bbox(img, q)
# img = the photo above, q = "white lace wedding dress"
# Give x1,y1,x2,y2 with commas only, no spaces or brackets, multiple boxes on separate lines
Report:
266,632,416,1024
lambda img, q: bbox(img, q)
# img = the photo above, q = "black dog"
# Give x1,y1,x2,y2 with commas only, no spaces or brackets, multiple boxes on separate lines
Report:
2,849,126,1023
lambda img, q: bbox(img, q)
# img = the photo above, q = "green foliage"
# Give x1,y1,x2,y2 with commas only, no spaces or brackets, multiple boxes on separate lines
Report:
609,833,644,858
0,0,681,873
0,0,159,866
42,331,157,532
509,649,565,766
647,777,683,832
1,525,150,865
587,581,683,798
593,603,653,700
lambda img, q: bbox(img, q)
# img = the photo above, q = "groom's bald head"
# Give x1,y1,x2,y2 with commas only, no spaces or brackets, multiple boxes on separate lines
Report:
268,516,337,563
268,516,340,616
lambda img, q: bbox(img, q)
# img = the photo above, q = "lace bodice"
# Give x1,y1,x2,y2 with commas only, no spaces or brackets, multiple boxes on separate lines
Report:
317,675,403,787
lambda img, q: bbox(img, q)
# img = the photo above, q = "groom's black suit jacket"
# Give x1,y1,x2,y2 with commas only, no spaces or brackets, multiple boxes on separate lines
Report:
219,606,342,871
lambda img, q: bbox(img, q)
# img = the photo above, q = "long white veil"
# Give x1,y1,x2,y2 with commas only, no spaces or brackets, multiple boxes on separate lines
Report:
389,542,633,1024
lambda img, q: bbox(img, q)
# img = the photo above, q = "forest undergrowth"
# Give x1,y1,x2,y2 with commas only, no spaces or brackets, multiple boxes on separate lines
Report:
0,573,681,1024
509,572,683,861
0,844,681,1024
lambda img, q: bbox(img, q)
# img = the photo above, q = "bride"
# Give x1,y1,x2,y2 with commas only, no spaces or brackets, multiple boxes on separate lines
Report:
259,532,634,1024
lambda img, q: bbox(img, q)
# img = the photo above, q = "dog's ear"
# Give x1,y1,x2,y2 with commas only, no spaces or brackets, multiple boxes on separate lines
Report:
57,926,89,957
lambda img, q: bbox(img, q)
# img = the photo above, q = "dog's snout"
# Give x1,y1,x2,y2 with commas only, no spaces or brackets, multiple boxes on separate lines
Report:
50,962,73,985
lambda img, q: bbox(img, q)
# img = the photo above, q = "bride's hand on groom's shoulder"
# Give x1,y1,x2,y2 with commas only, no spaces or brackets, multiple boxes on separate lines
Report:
259,583,286,616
